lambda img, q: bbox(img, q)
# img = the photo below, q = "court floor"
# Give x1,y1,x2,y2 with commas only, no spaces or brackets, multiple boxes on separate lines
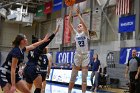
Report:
0,83,122,93
45,83,114,93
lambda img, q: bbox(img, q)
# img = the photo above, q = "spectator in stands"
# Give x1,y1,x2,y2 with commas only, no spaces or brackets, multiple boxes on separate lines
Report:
90,53,101,92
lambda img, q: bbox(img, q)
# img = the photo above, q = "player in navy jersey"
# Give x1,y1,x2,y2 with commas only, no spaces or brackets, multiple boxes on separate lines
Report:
24,25,59,93
68,7,90,93
0,33,49,93
38,47,52,93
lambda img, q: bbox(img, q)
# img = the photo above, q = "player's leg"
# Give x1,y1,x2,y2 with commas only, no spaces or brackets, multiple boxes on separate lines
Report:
81,66,88,93
16,80,30,93
41,80,46,93
41,73,47,93
0,71,11,93
68,65,80,93
2,83,11,93
33,75,42,93
68,53,81,93
81,53,90,93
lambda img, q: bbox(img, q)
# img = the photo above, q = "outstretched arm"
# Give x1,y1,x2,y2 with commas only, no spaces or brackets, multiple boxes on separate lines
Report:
25,34,49,52
74,8,89,35
69,7,76,35
37,25,60,52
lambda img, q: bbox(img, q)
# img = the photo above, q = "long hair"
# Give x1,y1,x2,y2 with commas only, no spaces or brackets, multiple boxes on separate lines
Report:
12,34,25,46
32,35,38,44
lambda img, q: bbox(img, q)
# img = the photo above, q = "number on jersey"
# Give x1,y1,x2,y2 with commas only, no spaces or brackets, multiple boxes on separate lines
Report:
78,41,85,47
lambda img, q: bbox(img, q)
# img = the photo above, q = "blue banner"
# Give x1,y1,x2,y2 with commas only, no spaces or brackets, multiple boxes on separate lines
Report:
120,47,140,64
56,50,94,64
53,0,62,12
119,15,135,33
56,51,75,64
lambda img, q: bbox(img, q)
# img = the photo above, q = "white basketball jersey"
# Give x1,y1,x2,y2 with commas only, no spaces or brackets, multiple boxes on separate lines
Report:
75,31,89,54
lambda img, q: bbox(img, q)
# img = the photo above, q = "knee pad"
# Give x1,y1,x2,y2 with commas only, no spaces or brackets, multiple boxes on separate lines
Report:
82,70,88,83
70,69,78,82
34,88,41,93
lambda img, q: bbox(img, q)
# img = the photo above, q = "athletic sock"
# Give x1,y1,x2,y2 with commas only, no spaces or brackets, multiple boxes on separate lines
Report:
34,88,41,93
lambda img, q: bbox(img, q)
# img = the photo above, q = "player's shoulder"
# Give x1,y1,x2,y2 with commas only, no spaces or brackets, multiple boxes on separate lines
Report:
11,47,20,53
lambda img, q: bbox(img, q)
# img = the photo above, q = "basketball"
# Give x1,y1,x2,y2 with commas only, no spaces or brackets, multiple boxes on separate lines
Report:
65,0,76,6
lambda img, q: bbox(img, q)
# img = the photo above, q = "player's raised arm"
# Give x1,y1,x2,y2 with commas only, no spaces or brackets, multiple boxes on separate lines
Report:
69,7,76,35
74,8,88,35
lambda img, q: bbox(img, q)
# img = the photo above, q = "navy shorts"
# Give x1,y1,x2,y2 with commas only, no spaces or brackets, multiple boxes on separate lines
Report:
0,70,22,89
24,65,40,84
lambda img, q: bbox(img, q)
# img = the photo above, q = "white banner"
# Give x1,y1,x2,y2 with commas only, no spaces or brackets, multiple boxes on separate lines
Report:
55,17,63,44
82,12,90,30
91,7,102,40
22,13,34,23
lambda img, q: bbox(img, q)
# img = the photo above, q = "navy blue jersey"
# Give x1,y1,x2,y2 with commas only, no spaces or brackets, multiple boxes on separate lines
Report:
1,46,26,74
27,47,42,65
38,54,48,70
26,33,55,66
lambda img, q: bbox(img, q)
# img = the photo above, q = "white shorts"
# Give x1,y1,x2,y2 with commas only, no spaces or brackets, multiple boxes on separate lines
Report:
74,52,90,67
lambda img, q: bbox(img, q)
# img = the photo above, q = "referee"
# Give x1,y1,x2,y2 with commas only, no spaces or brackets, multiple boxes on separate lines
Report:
125,49,140,93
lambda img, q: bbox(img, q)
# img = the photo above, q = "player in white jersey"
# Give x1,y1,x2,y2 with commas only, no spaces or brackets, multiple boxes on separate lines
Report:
68,7,90,93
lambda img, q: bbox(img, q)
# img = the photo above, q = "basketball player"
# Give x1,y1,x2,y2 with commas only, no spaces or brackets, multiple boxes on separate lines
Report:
0,34,49,93
38,47,52,93
68,7,90,93
24,25,60,93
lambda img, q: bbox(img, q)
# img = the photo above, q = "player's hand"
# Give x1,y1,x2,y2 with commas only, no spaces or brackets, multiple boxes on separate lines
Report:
9,86,16,93
43,34,49,42
55,25,60,34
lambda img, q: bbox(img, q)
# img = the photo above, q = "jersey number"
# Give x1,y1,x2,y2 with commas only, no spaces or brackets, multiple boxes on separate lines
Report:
78,41,85,47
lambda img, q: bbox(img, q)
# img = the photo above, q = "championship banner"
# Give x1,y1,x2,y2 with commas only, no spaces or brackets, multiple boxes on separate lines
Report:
119,15,135,33
36,5,45,17
56,51,75,64
55,18,63,44
53,0,62,12
120,47,140,64
90,7,101,40
64,15,71,44
44,1,52,14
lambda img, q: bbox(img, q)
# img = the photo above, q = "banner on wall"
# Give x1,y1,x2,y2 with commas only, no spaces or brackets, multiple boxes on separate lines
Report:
56,51,75,64
22,13,34,23
55,50,94,65
90,7,101,40
53,0,62,12
64,15,71,44
44,1,52,14
36,5,45,17
55,18,63,44
119,15,135,33
120,47,140,64
82,12,90,30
